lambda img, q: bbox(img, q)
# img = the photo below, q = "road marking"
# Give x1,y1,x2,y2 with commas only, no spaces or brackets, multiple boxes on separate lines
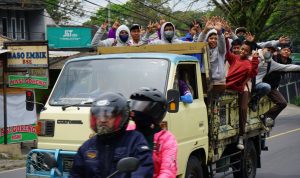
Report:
267,128,300,140
0,167,25,173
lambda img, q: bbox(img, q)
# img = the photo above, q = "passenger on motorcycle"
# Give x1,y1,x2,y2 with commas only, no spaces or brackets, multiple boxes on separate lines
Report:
129,87,178,178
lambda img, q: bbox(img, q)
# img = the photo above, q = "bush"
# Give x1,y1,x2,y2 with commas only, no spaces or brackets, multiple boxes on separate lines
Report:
291,96,300,106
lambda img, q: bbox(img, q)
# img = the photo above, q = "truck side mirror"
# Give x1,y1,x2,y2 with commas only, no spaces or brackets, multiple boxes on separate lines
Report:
167,89,179,113
26,90,34,111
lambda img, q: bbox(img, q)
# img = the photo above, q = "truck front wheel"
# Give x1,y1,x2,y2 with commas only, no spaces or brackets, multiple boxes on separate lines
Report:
233,140,257,178
185,155,204,178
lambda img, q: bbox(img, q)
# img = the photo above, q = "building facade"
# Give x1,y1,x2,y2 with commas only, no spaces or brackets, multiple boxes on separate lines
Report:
0,0,53,41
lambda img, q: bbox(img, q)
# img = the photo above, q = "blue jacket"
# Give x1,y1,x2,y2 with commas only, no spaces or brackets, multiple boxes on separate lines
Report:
70,130,154,178
181,33,193,42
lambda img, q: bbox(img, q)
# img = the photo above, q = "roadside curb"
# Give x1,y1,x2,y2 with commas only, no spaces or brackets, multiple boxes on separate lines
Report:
0,160,26,172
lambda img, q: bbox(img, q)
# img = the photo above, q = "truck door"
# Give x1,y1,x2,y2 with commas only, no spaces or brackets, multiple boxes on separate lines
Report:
167,62,209,174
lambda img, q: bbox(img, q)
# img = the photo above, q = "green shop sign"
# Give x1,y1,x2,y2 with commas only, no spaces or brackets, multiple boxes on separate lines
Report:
47,26,92,49
8,75,48,89
0,124,37,144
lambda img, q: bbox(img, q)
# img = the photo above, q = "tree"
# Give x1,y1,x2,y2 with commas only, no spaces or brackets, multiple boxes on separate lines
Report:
84,0,173,28
208,0,300,41
84,0,195,33
44,0,84,25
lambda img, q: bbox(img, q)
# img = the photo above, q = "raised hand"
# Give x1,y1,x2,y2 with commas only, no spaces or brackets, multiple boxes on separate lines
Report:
203,20,214,33
214,21,223,33
112,19,120,29
101,20,109,30
245,32,255,42
222,19,232,33
279,36,290,44
147,21,155,33
201,16,209,24
192,20,201,33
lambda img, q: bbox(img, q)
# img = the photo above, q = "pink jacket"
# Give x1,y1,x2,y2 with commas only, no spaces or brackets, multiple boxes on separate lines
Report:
127,123,178,178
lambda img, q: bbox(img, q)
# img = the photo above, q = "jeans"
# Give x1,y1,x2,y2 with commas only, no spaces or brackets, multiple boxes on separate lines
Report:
253,82,271,100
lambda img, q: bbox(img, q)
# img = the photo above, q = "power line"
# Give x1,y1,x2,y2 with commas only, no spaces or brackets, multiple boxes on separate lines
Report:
107,0,156,22
40,10,84,25
135,0,189,26
42,0,104,19
83,0,154,21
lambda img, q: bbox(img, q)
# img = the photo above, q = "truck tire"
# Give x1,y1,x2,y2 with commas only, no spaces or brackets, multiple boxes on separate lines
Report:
185,155,204,178
233,140,257,178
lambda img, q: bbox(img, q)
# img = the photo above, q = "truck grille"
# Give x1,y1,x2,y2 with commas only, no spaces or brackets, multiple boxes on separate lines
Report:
44,120,55,137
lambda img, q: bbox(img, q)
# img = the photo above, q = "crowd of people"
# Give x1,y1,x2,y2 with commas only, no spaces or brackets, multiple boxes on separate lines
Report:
69,16,299,177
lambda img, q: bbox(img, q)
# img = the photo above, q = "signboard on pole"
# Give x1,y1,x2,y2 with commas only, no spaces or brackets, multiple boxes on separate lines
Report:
8,75,48,89
0,90,37,144
0,124,37,144
47,26,92,49
4,41,48,68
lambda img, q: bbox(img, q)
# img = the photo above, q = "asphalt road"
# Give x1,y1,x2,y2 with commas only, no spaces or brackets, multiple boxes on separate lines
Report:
1,105,299,178
0,167,25,178
215,105,300,178
256,105,300,178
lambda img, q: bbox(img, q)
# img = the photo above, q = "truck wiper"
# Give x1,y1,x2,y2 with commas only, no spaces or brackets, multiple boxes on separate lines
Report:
62,99,93,111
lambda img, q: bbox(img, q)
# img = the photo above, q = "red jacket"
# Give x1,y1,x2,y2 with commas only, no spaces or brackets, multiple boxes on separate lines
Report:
127,123,178,178
226,51,259,92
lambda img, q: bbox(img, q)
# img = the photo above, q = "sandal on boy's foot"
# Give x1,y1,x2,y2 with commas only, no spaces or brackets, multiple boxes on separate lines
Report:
237,143,244,150
237,136,244,150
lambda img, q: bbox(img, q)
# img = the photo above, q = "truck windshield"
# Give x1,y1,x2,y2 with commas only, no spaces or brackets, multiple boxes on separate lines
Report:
49,58,169,105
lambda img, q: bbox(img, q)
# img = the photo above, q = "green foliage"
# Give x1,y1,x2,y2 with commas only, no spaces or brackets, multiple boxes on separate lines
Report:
84,0,162,27
83,0,192,34
209,0,300,41
291,96,300,106
45,0,84,25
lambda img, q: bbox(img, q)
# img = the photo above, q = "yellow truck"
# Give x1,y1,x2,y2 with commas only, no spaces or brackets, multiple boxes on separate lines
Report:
26,43,271,178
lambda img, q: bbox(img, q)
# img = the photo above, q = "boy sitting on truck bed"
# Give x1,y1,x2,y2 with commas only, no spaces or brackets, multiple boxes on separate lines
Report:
225,38,259,150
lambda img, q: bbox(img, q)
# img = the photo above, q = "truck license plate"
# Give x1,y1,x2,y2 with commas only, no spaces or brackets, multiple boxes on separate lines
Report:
63,156,74,172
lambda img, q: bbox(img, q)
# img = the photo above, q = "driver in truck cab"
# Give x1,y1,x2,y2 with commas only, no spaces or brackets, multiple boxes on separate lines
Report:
70,92,154,178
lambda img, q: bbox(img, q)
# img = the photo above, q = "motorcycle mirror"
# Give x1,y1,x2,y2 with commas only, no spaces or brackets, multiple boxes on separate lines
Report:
43,152,58,169
107,157,140,178
117,157,140,172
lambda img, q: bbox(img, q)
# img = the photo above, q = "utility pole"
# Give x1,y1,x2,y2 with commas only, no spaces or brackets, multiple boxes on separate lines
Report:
108,0,111,28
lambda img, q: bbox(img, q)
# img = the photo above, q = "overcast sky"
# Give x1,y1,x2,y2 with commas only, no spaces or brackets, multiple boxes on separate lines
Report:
71,0,210,25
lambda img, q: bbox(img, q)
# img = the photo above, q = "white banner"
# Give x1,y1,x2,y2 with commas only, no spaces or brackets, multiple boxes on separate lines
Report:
0,92,37,127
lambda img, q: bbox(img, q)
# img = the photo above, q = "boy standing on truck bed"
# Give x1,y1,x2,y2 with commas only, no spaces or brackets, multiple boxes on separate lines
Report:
197,17,226,85
70,92,154,178
225,38,259,150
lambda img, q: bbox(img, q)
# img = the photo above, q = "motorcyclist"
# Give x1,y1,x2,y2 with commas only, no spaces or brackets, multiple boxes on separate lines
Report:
129,87,178,178
70,92,154,178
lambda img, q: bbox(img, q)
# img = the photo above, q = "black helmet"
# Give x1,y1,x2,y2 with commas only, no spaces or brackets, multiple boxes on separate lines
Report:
130,87,167,127
90,92,129,136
